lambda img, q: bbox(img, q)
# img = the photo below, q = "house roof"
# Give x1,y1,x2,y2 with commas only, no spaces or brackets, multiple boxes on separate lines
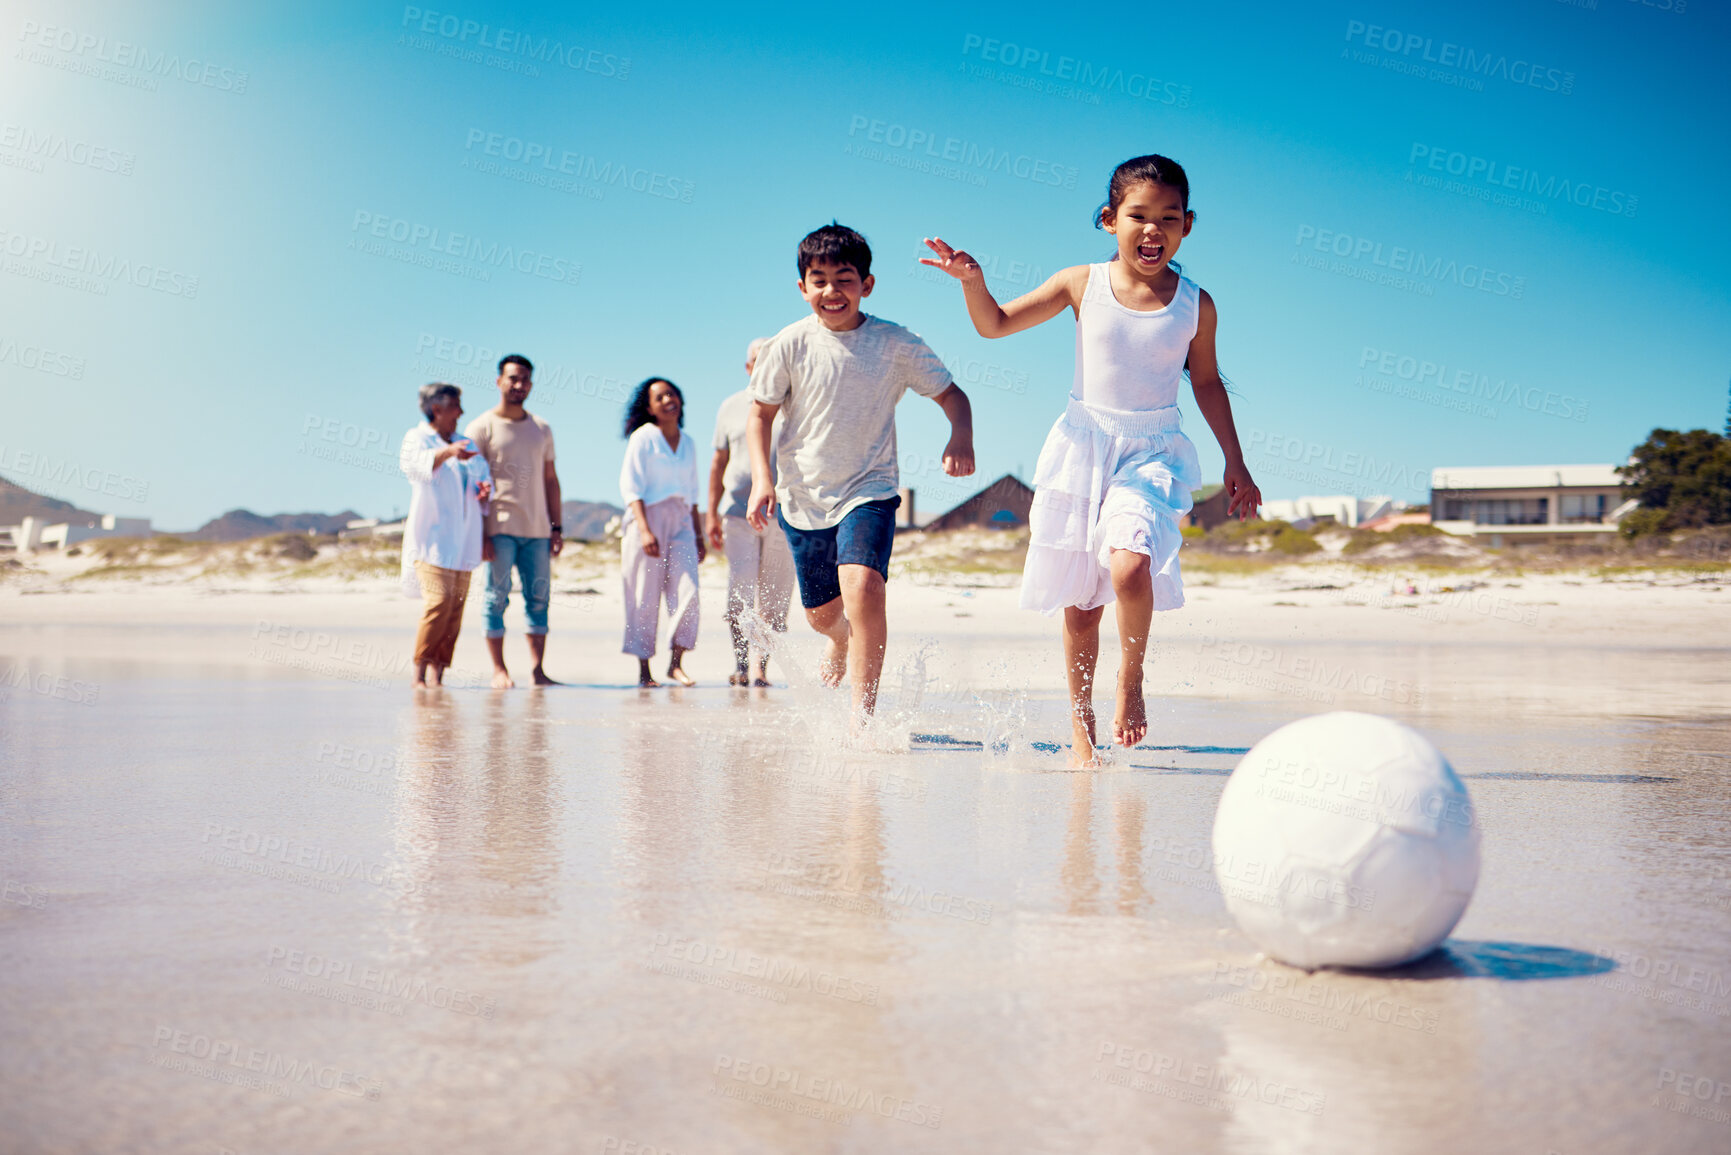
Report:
1430,464,1622,490
923,473,1033,530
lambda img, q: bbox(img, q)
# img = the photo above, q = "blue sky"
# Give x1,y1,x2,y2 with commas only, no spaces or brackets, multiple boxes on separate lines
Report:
2,0,1726,528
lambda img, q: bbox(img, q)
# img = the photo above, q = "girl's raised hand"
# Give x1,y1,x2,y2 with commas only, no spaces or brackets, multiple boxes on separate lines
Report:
920,237,983,283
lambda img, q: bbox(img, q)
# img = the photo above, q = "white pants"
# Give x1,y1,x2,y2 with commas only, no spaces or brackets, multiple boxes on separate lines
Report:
621,497,700,659
723,515,794,645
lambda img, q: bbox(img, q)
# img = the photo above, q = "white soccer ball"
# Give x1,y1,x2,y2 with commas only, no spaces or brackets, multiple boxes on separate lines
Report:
1211,712,1480,970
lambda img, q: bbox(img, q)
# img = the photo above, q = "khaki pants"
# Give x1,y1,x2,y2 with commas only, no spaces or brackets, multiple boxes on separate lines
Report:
414,562,472,668
723,515,793,663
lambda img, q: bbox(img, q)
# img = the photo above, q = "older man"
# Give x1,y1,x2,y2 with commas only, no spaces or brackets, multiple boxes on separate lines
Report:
400,382,492,688
706,337,793,686
466,353,563,688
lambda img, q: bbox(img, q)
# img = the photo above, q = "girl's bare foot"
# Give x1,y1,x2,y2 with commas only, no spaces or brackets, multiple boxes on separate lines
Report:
1113,672,1146,747
729,671,750,687
819,635,848,687
490,668,515,690
1068,707,1101,769
752,675,772,688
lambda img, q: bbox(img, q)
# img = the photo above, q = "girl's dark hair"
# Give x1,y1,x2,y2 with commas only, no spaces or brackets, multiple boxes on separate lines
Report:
622,376,683,437
1094,154,1190,229
1093,155,1234,393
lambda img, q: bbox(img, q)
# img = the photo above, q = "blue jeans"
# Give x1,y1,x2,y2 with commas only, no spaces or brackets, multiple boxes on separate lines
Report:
483,534,550,638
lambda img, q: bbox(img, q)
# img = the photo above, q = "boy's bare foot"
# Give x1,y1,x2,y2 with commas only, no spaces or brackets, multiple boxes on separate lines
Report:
1068,707,1101,769
667,665,695,687
531,668,561,686
490,669,515,690
819,634,848,687
637,659,660,688
1113,672,1146,747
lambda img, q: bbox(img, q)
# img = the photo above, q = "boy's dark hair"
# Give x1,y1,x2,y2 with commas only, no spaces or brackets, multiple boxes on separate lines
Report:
797,223,872,280
498,353,533,376
622,377,684,438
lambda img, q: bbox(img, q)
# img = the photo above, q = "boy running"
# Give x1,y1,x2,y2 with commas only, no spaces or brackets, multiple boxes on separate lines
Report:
746,223,975,723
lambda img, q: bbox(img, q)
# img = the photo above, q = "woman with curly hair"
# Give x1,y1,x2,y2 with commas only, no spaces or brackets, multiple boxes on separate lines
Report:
619,376,707,686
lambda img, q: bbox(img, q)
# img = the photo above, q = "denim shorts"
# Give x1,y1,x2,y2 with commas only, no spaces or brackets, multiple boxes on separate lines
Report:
778,496,900,609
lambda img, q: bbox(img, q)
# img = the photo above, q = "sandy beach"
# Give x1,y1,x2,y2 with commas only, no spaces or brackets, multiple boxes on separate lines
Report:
4,539,1727,719
3,548,1729,1154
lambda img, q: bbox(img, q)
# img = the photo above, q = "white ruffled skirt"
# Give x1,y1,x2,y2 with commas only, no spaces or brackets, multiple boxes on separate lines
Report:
1019,398,1201,616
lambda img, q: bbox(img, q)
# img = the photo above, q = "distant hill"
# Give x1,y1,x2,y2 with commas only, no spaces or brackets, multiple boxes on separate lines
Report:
562,500,622,541
184,509,363,542
0,476,103,524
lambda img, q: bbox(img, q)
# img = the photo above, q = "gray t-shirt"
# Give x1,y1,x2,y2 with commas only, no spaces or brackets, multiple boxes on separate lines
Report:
711,389,779,520
749,313,953,531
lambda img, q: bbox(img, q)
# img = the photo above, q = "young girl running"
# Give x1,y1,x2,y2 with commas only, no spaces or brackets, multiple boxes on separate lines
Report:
923,154,1260,766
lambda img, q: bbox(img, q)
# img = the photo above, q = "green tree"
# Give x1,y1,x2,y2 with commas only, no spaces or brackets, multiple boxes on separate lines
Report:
1617,428,1731,533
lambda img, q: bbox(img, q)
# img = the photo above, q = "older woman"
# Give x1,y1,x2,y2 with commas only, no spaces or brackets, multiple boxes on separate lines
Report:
620,376,706,687
400,382,493,687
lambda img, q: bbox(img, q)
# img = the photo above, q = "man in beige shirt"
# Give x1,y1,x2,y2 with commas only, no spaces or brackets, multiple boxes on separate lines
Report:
465,354,563,687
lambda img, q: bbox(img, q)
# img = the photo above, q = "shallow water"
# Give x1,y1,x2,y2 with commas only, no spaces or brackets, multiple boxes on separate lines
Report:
2,640,1729,1154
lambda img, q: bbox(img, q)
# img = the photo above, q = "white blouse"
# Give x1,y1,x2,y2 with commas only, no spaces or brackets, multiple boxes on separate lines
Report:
619,422,699,507
399,423,492,597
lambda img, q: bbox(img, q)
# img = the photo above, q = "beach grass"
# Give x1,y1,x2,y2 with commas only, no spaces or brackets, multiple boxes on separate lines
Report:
10,522,1727,588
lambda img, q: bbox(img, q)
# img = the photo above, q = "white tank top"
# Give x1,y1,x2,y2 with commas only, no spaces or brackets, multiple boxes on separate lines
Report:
1071,262,1199,412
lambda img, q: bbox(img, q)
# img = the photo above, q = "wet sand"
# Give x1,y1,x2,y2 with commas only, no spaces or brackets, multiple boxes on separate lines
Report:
2,575,1729,1153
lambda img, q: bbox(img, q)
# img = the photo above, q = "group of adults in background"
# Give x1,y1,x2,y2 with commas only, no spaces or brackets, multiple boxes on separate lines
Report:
398,348,791,690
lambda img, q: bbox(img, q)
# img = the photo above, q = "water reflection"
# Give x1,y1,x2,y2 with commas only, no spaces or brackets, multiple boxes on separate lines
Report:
1061,775,1150,918
615,711,924,1147
391,691,562,964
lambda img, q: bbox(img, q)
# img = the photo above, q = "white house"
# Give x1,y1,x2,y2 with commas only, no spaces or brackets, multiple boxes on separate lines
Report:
337,518,406,540
1259,495,1397,529
0,514,151,552
1429,464,1632,546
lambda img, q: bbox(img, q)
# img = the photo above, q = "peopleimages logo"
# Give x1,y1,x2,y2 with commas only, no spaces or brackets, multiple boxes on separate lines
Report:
398,6,629,79
1358,346,1588,422
1294,225,1526,299
0,335,85,379
0,226,200,297
959,33,1191,107
0,445,146,502
846,115,1078,190
462,128,694,202
1343,19,1574,94
348,211,580,286
1408,144,1636,218
1243,428,1429,493
0,121,134,175
15,19,250,93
